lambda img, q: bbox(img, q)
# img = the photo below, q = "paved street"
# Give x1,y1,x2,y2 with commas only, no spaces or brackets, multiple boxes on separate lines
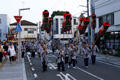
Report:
25,52,120,80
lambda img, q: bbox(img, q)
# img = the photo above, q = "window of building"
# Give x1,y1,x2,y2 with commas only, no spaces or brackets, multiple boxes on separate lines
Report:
60,18,63,27
24,28,28,31
111,14,114,25
103,16,106,23
0,19,1,24
61,28,64,34
99,17,103,28
0,29,1,37
28,28,34,33
74,19,76,25
60,18,63,24
55,19,59,34
99,13,114,28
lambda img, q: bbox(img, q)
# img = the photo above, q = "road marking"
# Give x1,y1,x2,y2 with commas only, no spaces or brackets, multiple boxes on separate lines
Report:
28,58,31,62
27,55,29,59
48,60,52,62
48,63,57,70
30,63,32,65
27,55,31,62
56,72,77,80
27,52,31,55
76,67,104,80
57,74,64,80
97,60,120,68
31,67,35,71
48,55,57,58
34,73,37,78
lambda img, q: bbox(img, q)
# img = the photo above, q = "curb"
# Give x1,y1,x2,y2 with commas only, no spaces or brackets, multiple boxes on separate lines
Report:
23,59,27,80
0,58,8,70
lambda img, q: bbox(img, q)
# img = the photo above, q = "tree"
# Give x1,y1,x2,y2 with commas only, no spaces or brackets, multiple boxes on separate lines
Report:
79,13,85,19
51,11,66,18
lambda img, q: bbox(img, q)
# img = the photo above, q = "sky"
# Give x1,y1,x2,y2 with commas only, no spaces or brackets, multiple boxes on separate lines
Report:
0,0,87,24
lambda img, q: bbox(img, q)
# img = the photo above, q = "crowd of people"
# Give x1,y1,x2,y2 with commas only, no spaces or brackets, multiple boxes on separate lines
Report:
0,38,100,72
0,42,17,64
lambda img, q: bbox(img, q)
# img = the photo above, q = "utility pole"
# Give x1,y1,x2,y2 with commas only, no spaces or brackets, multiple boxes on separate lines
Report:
39,21,41,40
87,0,91,45
91,0,95,44
18,8,30,63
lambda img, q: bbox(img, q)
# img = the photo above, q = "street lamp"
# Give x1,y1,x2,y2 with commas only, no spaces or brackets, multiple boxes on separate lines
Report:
79,5,87,7
18,8,30,63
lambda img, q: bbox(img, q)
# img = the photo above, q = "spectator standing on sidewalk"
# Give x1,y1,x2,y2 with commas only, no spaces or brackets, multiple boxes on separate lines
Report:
0,43,3,63
3,43,8,58
8,43,16,64
21,42,26,58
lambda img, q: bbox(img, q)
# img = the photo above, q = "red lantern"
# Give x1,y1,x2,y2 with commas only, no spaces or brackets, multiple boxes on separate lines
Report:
42,10,49,30
77,17,90,34
91,14,96,29
62,11,72,32
46,18,53,33
97,22,110,38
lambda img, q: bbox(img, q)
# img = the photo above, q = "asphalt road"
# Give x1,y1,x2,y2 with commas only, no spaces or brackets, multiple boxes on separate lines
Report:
25,52,120,80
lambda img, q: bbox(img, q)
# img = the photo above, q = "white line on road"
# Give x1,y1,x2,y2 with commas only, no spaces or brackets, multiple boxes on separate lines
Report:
28,58,31,62
27,55,31,62
76,67,104,80
30,63,32,65
48,63,57,69
48,60,52,62
97,60,120,68
34,73,37,78
56,72,77,80
56,74,64,80
31,67,35,71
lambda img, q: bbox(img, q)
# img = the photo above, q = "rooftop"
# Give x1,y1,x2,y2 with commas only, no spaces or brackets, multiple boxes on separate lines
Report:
10,20,38,26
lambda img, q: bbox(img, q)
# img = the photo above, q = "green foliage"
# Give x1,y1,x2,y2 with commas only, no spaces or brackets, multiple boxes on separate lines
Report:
114,53,120,57
101,50,107,54
117,47,120,52
51,11,66,18
79,13,85,18
114,47,120,57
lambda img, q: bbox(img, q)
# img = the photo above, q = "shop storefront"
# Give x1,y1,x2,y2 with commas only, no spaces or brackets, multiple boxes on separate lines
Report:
100,31,120,49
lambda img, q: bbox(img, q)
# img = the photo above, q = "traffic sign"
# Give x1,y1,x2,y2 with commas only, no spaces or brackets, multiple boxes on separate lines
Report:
14,16,22,23
15,24,22,32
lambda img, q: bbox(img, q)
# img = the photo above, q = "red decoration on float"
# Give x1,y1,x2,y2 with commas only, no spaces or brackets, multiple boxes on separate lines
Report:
97,22,110,38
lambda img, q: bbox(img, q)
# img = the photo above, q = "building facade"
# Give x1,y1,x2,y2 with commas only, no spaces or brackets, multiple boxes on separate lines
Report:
10,20,38,41
0,14,10,41
52,15,79,42
93,0,120,49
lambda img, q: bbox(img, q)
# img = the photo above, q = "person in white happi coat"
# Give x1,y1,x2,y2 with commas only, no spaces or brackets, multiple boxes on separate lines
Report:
41,46,48,72
73,42,78,64
37,41,42,57
91,42,99,64
69,44,77,69
64,44,71,68
56,46,65,71
82,43,90,68
30,42,36,58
